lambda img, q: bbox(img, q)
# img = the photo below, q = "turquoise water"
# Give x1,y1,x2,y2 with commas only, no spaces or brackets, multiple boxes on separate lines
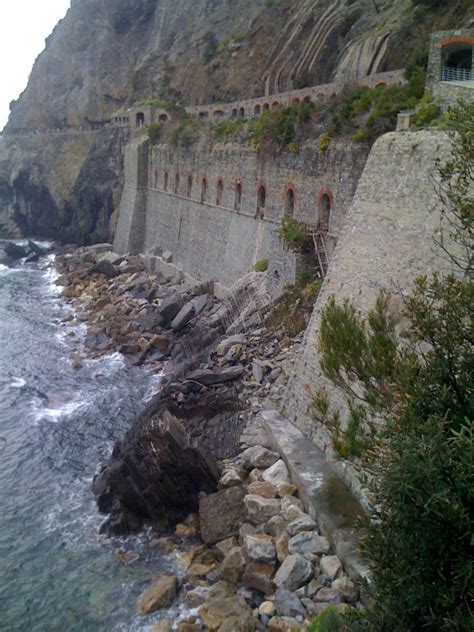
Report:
0,256,174,631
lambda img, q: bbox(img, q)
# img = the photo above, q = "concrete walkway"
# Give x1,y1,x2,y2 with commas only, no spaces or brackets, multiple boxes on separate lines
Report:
261,409,370,583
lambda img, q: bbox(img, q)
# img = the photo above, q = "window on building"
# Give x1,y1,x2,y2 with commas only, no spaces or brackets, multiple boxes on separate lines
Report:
285,188,295,217
234,181,242,211
201,178,207,203
216,178,224,206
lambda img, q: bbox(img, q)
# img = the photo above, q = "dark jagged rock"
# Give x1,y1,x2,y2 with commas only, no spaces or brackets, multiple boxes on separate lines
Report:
91,259,119,278
159,294,183,323
186,366,245,386
199,487,246,544
27,240,48,256
4,242,28,259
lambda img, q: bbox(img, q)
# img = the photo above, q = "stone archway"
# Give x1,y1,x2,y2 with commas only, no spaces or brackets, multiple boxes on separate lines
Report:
284,185,295,217
239,107,245,118
317,188,333,231
257,183,266,215
234,180,242,211
135,112,145,128
201,177,207,204
158,113,168,122
187,174,193,198
174,173,180,195
254,104,261,116
216,178,224,206
441,37,473,81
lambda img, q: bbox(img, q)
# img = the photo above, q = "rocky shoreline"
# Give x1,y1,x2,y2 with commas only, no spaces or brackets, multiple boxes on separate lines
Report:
53,243,361,631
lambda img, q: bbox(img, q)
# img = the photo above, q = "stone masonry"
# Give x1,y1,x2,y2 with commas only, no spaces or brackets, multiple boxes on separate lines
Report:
281,130,458,463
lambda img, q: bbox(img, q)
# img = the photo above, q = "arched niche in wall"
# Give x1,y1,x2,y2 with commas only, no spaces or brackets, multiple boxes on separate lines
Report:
174,173,180,194
187,174,193,198
154,169,158,188
256,182,266,217
292,97,300,106
199,111,209,119
440,37,474,80
254,104,261,116
303,95,312,103
263,103,270,111
234,179,242,211
135,112,145,128
201,177,207,204
272,101,280,109
231,108,238,118
317,188,334,231
216,178,224,206
239,107,245,118
284,185,295,217
164,171,169,191
158,113,168,122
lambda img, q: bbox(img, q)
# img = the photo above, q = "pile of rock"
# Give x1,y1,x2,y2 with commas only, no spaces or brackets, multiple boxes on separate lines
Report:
138,446,360,631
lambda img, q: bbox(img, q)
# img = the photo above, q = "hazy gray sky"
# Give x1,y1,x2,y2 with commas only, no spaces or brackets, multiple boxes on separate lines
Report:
0,0,70,129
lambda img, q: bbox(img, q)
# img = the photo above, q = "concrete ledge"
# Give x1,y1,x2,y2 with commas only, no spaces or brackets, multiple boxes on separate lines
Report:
261,409,370,583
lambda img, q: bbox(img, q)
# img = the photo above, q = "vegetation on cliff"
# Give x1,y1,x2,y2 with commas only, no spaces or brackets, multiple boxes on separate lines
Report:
310,101,474,630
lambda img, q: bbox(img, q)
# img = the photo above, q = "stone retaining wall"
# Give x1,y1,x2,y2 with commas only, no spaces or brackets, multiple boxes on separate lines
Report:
114,140,368,288
281,130,459,453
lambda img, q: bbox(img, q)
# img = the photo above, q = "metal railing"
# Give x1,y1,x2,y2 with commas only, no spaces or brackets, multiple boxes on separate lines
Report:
441,66,474,83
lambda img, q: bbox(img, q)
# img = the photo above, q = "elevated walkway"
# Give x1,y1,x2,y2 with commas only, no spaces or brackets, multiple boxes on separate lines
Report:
262,409,370,582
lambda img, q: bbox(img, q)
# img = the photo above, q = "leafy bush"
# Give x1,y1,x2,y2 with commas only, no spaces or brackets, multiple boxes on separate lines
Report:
277,218,312,251
147,122,163,145
171,117,202,148
253,259,268,272
319,133,331,152
212,118,247,142
202,31,219,64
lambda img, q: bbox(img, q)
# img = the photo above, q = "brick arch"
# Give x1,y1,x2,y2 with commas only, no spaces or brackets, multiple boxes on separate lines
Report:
216,177,224,206
284,183,296,217
256,180,267,214
234,177,243,211
317,187,334,230
440,36,474,48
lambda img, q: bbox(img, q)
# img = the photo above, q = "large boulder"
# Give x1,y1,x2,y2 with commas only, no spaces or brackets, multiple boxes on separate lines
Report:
241,446,280,470
136,575,178,615
171,301,195,331
159,294,183,323
274,554,313,591
245,534,276,564
288,532,330,558
199,486,246,544
244,495,281,524
91,259,119,278
4,242,28,259
186,366,244,386
274,589,306,618
243,561,275,594
262,460,291,485
199,595,253,631
219,546,246,584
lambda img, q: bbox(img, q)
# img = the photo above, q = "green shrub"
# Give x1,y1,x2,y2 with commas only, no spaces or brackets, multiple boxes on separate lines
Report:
212,118,246,142
253,259,268,272
319,133,331,152
202,31,219,64
171,117,202,148
147,122,163,145
277,218,312,251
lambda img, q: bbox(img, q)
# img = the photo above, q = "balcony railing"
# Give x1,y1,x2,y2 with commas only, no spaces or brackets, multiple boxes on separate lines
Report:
441,66,474,83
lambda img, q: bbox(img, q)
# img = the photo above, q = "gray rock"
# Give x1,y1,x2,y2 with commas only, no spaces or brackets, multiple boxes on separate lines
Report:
265,515,287,537
274,554,313,592
219,547,246,584
244,495,281,524
89,243,113,255
162,250,173,263
313,587,343,603
241,446,280,470
158,294,183,323
136,575,177,615
192,293,211,315
320,556,342,581
287,516,317,536
199,487,246,544
288,532,330,558
186,365,244,386
170,301,195,330
91,259,119,277
245,534,276,564
262,460,291,485
98,251,122,264
274,589,306,618
252,361,264,383
332,577,359,603
216,334,247,356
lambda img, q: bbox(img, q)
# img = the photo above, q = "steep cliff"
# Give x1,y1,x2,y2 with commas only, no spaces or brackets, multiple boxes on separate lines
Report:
6,0,471,131
0,0,470,242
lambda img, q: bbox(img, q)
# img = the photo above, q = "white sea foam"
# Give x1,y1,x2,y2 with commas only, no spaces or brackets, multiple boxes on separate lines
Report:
31,398,86,424
10,376,26,389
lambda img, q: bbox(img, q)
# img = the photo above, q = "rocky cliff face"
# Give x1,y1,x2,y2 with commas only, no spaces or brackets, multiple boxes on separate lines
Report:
0,0,470,242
